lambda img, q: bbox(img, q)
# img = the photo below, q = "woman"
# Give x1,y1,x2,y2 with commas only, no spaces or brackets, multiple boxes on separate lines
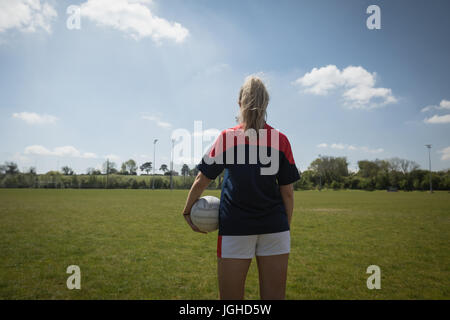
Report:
181,75,300,300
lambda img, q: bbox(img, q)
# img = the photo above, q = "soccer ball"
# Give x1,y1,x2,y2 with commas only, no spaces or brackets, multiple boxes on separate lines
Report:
190,196,220,232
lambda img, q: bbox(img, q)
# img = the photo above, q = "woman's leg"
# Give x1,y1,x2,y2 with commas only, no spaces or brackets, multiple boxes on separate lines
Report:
217,257,252,300
256,253,289,300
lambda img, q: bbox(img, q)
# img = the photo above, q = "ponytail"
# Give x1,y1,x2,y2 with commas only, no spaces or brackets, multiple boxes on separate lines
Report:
237,76,269,133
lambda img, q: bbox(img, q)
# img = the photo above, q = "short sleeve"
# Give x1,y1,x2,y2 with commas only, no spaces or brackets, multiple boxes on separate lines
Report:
196,132,225,180
277,137,301,185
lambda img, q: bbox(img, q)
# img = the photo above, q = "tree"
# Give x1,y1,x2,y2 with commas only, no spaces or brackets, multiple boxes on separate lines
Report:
181,164,190,184
181,164,190,176
102,160,117,175
387,157,402,172
331,180,341,190
399,159,420,174
125,159,137,175
159,164,168,174
374,159,390,174
140,162,153,175
309,155,349,185
4,162,19,175
61,166,74,175
120,159,137,175
109,167,118,174
86,168,101,175
120,163,128,175
164,170,179,176
357,160,380,178
375,171,389,190
388,170,402,188
189,167,199,177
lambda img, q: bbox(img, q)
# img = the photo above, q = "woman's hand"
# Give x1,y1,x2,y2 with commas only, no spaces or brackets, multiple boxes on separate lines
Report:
183,214,207,234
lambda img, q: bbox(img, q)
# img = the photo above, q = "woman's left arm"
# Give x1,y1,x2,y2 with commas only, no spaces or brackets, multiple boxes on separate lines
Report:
280,183,294,226
182,172,212,233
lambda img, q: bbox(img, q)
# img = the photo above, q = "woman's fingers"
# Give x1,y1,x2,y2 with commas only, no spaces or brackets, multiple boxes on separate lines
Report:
184,215,207,234
192,225,207,234
189,219,207,234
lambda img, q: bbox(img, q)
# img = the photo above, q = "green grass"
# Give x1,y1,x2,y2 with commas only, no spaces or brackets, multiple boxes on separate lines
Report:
0,189,448,299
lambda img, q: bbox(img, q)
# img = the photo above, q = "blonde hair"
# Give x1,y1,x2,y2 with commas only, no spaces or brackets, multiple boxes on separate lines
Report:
237,75,269,132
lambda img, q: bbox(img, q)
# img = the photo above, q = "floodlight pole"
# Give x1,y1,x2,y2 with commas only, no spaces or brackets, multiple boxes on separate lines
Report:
318,154,322,191
170,139,175,190
106,158,109,189
425,144,432,193
152,139,158,189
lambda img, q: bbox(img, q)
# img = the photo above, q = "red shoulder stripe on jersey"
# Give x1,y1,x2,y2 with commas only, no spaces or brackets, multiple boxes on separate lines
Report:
207,123,295,165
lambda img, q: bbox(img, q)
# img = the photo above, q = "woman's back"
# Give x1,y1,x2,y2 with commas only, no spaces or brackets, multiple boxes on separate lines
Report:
197,122,300,236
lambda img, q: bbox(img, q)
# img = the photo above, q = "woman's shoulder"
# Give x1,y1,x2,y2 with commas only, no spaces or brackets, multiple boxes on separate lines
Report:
265,123,290,144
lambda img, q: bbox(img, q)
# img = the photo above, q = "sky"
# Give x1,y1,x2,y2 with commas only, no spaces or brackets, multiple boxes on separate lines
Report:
0,0,449,174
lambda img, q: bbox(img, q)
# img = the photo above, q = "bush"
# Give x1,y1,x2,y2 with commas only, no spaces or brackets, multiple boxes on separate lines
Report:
359,178,375,191
2,169,446,190
331,181,341,190
138,180,147,189
348,176,362,189
129,178,138,189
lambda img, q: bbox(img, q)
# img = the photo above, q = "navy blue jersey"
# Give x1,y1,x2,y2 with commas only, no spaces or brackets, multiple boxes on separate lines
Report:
197,123,300,236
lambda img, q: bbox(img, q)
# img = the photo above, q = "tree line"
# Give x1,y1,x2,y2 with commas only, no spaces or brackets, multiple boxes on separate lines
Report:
0,160,200,189
0,156,449,191
296,156,449,191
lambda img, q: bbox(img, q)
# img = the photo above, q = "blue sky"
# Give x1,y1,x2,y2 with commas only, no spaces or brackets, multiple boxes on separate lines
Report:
0,0,449,174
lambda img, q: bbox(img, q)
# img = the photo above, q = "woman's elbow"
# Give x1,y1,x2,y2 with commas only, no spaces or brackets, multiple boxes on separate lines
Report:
280,184,294,198
195,172,212,189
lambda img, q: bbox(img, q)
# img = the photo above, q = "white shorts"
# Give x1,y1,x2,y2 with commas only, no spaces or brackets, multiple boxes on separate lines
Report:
217,231,290,259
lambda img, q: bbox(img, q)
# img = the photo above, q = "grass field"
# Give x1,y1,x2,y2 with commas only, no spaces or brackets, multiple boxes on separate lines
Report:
0,189,448,299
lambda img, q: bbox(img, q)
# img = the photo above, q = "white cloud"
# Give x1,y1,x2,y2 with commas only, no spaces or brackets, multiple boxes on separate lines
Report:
360,146,384,154
295,65,343,95
155,121,172,128
421,100,450,124
442,100,450,109
316,142,384,154
294,65,397,109
331,143,346,150
192,128,221,138
439,146,450,161
104,154,120,161
79,0,189,43
142,115,172,128
82,152,98,159
24,145,53,156
11,152,32,165
421,99,450,112
424,114,450,124
24,145,98,159
12,112,58,124
0,0,57,33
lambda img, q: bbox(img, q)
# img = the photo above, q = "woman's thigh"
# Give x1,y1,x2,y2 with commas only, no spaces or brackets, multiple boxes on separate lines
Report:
217,257,252,300
256,253,289,300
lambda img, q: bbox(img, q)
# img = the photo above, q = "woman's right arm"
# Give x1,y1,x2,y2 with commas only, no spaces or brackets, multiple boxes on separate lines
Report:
182,172,212,233
280,183,294,226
